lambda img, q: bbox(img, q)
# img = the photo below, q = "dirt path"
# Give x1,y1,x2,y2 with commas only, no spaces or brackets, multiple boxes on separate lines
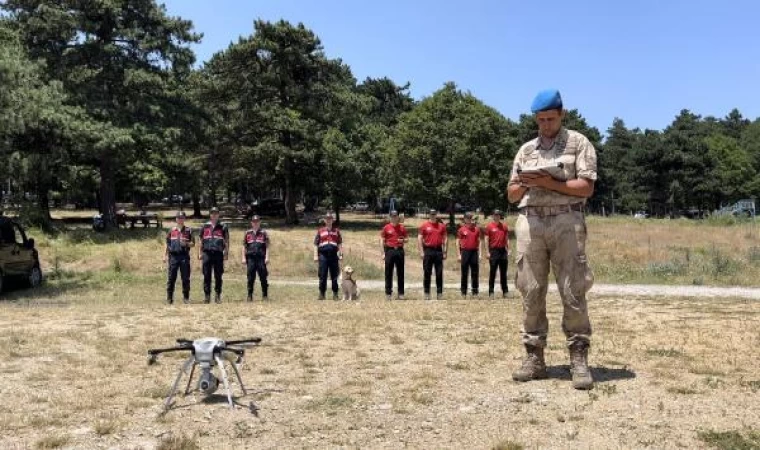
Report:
268,278,760,299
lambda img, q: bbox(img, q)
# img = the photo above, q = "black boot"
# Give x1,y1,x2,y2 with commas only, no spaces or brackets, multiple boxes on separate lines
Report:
204,294,211,304
166,294,174,305
247,293,253,302
215,293,222,304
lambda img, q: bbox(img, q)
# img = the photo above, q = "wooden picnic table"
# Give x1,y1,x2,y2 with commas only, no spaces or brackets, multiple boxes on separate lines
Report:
115,211,163,229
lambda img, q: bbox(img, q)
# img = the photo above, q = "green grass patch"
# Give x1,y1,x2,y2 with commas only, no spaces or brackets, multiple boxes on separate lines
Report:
697,429,760,450
492,441,524,450
35,435,69,449
156,434,200,450
646,348,686,358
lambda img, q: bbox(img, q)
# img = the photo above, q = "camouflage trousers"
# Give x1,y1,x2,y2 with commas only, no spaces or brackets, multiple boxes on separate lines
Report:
515,210,594,348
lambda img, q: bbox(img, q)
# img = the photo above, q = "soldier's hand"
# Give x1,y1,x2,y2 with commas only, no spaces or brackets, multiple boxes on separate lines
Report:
380,253,385,260
313,255,318,262
265,257,269,265
162,255,167,264
457,254,461,262
519,172,552,188
443,253,447,260
241,258,246,265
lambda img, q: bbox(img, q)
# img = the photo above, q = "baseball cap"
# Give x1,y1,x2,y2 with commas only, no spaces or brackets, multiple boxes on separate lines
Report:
493,209,503,217
176,211,187,219
464,212,474,219
429,209,438,215
209,207,220,214
251,215,261,221
324,212,335,219
389,210,399,217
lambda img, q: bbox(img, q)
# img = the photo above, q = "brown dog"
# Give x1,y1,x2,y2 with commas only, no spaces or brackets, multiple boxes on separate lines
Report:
341,266,360,301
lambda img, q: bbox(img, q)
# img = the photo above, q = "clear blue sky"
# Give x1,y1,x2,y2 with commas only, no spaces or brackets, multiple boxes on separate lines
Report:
162,0,760,133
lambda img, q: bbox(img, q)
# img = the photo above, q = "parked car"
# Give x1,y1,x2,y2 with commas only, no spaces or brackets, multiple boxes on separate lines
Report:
352,202,369,212
248,198,286,218
0,216,42,294
634,211,649,219
161,195,190,206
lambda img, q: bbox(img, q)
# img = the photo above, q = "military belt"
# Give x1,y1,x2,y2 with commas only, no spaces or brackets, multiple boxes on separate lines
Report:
519,203,584,217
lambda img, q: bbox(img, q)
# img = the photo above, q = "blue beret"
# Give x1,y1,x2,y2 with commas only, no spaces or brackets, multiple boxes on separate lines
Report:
531,89,563,113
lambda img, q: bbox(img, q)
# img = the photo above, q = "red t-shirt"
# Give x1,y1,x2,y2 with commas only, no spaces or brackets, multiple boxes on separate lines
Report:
457,224,481,251
381,223,408,248
485,221,508,249
419,220,446,248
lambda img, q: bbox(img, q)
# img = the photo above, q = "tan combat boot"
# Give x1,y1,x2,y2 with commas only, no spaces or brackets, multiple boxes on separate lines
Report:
569,342,594,390
512,345,548,382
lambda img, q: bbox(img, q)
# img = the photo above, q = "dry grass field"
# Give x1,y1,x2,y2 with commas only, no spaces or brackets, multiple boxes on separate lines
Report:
1,214,759,449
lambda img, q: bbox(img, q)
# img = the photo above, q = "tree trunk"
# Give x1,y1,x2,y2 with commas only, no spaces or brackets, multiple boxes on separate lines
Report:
99,155,117,229
284,175,298,225
209,186,217,207
448,199,456,228
192,192,202,218
36,183,52,230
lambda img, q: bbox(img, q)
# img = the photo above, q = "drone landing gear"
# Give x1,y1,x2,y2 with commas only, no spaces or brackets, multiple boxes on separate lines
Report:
164,355,249,411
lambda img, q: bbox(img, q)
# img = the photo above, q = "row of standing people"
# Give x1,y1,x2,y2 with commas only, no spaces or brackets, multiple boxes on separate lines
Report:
162,207,268,304
378,209,511,301
162,207,511,304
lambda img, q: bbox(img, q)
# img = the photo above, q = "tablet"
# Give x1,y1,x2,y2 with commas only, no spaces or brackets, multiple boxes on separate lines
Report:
517,162,564,174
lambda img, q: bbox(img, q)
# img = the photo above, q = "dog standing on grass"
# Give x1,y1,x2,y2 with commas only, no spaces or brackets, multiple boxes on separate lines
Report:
341,266,360,301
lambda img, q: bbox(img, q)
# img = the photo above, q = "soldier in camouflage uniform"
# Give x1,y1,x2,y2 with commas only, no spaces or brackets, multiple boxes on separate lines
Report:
507,89,597,390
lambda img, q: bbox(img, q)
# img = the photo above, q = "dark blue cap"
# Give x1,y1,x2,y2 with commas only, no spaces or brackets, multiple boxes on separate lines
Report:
531,89,563,113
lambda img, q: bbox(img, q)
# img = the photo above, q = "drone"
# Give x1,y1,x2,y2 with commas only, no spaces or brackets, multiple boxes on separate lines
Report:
147,337,261,411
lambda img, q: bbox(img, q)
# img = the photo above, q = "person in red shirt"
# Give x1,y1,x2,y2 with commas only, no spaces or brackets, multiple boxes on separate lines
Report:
313,212,343,300
457,212,483,298
417,209,448,300
484,209,510,298
379,210,408,300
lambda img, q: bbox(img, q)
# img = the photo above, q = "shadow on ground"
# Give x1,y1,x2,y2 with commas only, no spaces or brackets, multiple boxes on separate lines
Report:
546,365,636,383
0,273,92,305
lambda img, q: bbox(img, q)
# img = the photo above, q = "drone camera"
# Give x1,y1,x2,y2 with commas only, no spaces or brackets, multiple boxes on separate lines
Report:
199,369,219,395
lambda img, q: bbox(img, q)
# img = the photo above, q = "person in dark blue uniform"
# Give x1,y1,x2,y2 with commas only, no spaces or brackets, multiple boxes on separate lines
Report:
163,211,194,304
241,215,270,302
313,212,343,300
199,207,229,304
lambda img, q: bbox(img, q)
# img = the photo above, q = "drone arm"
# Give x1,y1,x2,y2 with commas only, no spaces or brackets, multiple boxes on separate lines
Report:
148,346,193,357
225,338,262,346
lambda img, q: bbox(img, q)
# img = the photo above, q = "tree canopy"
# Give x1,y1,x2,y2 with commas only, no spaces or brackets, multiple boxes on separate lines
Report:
1,4,759,225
